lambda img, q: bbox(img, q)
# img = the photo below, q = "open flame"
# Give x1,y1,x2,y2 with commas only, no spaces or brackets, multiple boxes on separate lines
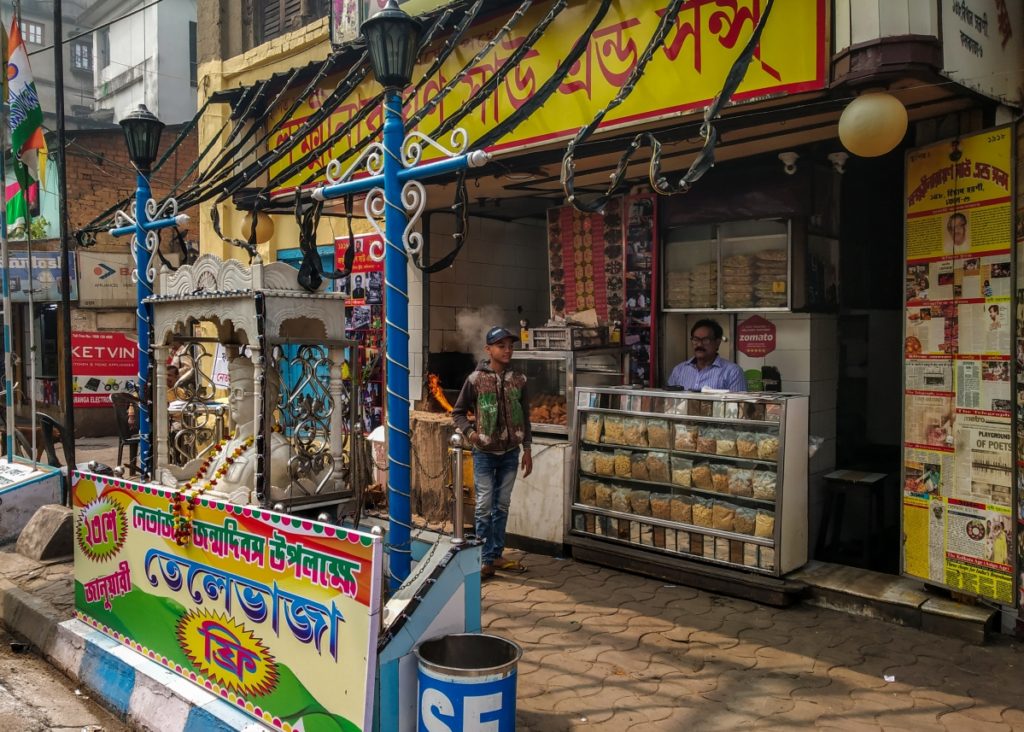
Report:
427,373,454,413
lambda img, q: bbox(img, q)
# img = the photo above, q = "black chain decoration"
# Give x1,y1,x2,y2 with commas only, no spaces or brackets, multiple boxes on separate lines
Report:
209,204,258,262
417,170,469,273
562,0,775,211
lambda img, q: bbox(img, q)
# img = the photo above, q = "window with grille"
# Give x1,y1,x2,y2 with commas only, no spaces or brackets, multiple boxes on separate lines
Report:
23,21,43,45
189,22,197,87
72,40,92,71
257,0,328,44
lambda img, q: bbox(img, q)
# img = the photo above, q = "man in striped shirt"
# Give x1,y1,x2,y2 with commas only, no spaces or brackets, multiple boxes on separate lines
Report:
667,318,748,392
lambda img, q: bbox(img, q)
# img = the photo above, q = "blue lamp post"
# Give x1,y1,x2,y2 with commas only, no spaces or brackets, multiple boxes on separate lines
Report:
314,0,489,590
109,105,189,477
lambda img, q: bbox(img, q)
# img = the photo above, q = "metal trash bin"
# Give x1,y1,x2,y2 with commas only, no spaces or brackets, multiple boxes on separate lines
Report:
416,633,522,731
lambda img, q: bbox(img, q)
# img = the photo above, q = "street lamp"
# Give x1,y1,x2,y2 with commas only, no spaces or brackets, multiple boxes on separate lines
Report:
311,0,489,589
119,104,165,172
109,105,188,477
361,0,421,89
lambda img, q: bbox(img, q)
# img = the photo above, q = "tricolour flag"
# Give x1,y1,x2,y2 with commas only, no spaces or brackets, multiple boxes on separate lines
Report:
7,18,46,193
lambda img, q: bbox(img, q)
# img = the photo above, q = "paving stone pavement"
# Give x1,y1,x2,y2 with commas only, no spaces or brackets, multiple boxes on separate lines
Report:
14,437,1024,730
484,551,1024,732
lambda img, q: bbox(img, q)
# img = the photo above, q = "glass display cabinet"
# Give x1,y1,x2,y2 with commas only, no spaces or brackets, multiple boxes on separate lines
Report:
510,348,626,438
568,386,808,577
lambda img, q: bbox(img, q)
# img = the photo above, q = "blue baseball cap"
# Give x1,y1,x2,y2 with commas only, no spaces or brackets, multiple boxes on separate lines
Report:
486,326,520,345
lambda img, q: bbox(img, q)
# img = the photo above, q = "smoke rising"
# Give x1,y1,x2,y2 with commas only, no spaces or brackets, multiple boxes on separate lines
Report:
454,306,507,353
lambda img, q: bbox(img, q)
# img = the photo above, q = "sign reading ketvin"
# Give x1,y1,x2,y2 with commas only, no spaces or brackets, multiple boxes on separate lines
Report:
71,472,383,732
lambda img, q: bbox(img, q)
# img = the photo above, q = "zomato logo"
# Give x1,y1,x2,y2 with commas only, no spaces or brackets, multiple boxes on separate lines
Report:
736,315,776,357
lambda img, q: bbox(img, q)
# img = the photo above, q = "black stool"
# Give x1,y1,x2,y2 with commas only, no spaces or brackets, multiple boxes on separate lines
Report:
816,469,887,568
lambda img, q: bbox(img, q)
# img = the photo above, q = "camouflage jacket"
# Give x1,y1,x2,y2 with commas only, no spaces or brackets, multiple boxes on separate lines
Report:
452,361,532,453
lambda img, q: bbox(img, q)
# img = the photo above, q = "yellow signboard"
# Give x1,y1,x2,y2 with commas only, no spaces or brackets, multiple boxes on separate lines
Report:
72,472,382,731
272,0,827,192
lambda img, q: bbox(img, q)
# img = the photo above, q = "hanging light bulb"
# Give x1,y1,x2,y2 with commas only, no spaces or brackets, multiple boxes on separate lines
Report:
240,210,275,244
838,91,908,158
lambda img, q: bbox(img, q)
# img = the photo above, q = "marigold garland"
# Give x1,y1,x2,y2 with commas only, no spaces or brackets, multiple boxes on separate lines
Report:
171,434,255,546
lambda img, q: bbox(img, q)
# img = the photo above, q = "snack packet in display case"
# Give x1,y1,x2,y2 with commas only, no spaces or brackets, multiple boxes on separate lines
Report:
759,546,776,571
736,431,759,458
646,419,670,448
611,486,632,513
752,470,777,500
674,423,699,451
716,429,738,456
671,456,693,486
670,494,693,524
696,428,718,454
595,483,614,508
715,537,731,562
757,433,780,460
579,450,597,473
646,451,670,482
734,507,756,535
728,468,753,497
703,536,717,560
631,453,650,480
584,413,603,442
603,415,626,443
629,489,652,516
623,417,647,447
692,497,714,527
743,543,759,566
755,510,776,538
692,461,713,490
594,452,616,476
578,478,599,506
650,492,672,520
614,450,632,477
712,501,736,532
711,464,730,493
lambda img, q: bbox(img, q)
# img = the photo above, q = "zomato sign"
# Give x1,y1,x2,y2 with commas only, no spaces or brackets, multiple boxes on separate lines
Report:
736,315,776,358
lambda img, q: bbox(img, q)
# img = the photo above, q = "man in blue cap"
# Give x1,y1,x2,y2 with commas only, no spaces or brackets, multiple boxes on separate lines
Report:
452,325,533,579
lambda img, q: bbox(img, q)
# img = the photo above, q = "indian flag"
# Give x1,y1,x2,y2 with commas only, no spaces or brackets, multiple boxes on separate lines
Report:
7,18,46,193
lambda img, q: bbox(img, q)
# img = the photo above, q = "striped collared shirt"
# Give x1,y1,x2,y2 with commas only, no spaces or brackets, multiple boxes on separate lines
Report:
667,356,747,392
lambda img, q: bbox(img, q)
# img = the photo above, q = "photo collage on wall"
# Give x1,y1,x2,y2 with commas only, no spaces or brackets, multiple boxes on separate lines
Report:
547,199,625,326
336,234,384,432
623,194,657,385
902,127,1015,606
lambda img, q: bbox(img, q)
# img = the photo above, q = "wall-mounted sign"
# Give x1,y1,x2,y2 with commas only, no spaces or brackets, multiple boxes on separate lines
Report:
335,233,384,306
281,0,827,192
7,250,78,302
72,332,138,407
941,0,1023,107
77,251,135,308
736,315,777,357
72,472,383,731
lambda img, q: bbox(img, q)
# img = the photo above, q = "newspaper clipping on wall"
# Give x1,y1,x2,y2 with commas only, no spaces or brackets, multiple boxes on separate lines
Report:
902,126,1014,604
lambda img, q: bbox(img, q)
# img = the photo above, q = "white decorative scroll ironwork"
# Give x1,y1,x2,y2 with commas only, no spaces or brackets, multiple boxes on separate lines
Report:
113,196,184,285
324,141,388,186
401,128,469,168
401,180,427,258
363,187,387,263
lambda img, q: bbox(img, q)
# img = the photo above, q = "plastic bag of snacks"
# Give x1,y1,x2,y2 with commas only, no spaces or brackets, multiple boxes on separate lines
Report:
650,492,672,520
595,483,614,508
692,497,714,527
603,415,625,444
670,494,693,524
755,510,776,538
614,450,632,478
752,470,777,500
728,468,753,498
584,413,603,443
736,432,758,459
579,450,597,473
696,428,718,454
595,452,616,476
631,453,650,480
611,486,632,513
712,501,736,531
734,507,756,535
578,479,599,506
623,418,647,447
646,419,670,449
715,429,737,456
646,451,670,483
691,461,713,490
711,464,730,493
757,433,780,460
674,423,698,451
671,457,693,486
629,490,652,516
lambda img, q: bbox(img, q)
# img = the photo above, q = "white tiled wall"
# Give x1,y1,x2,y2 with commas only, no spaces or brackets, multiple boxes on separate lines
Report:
427,215,549,356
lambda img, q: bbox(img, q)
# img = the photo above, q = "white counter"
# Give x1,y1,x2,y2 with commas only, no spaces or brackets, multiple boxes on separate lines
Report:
507,436,570,552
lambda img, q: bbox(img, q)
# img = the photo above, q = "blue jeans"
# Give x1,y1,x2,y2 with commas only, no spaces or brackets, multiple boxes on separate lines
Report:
473,447,519,565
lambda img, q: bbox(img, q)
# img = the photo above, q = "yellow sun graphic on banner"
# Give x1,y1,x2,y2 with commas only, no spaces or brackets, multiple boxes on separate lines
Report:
177,610,279,697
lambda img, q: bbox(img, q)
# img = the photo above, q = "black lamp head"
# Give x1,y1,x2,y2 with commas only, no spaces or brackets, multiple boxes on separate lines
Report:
119,104,165,171
361,0,421,89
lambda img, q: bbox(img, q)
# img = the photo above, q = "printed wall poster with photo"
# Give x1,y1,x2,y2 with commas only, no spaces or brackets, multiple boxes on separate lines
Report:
623,193,657,385
902,126,1015,604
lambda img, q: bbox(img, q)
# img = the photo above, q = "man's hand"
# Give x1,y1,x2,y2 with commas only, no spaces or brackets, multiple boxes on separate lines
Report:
521,449,533,477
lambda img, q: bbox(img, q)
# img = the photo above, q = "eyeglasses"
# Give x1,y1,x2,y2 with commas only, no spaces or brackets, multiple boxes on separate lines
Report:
690,336,718,345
